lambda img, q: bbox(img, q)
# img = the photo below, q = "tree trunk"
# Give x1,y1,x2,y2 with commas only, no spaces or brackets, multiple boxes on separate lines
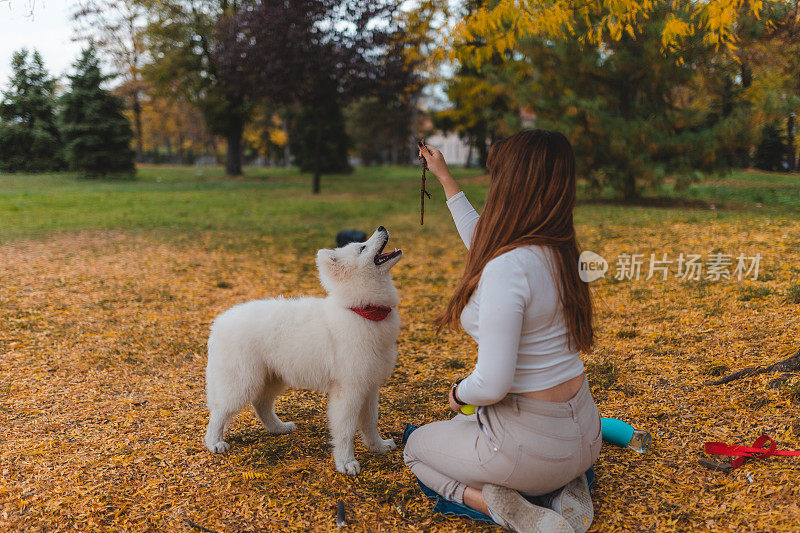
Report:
178,129,185,165
175,111,185,164
313,168,321,193
312,115,322,194
409,92,419,165
282,115,292,168
476,133,489,169
622,173,638,201
132,90,144,160
788,113,796,172
740,62,752,89
225,124,243,176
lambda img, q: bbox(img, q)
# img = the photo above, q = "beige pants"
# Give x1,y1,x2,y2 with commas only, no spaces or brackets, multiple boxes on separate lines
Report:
403,376,602,504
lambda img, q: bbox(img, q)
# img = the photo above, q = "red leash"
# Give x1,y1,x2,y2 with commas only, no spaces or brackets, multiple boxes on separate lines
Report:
705,434,800,469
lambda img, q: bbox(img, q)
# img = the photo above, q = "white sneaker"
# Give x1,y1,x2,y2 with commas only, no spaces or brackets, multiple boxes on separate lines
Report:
482,484,573,533
550,474,594,533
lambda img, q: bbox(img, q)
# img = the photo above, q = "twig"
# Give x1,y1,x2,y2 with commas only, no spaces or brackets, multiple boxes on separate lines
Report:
336,500,347,527
698,457,732,473
706,347,800,386
184,519,219,533
418,139,431,225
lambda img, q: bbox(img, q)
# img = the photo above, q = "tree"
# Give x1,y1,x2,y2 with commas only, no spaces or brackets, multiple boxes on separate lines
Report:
60,46,136,177
342,1,441,167
441,1,796,198
72,0,149,159
135,79,218,163
525,18,762,197
428,1,520,169
435,60,523,168
345,96,413,165
288,96,352,177
393,0,452,163
141,0,252,176
754,122,788,170
0,49,63,172
451,0,770,66
735,3,800,171
242,105,289,165
221,0,407,191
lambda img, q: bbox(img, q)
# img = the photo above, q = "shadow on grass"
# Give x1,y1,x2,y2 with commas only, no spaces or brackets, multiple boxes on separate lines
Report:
577,196,715,209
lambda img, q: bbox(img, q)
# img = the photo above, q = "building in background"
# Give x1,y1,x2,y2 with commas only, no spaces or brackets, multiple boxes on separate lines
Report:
423,131,474,167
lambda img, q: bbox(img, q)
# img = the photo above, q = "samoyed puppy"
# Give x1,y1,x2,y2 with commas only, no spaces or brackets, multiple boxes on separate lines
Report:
204,226,402,475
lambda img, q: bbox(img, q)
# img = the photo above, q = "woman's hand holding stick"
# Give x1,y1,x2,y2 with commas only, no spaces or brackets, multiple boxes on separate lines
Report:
417,142,462,204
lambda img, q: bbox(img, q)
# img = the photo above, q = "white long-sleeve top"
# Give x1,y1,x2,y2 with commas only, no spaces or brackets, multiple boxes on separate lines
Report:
447,191,585,405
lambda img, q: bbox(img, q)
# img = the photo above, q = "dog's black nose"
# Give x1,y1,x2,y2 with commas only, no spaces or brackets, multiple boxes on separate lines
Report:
378,225,386,233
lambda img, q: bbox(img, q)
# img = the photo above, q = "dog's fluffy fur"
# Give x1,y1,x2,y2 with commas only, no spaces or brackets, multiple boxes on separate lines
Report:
204,227,402,475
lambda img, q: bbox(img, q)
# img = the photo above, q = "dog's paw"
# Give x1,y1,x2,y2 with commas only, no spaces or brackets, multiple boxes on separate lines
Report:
367,438,396,453
267,421,296,435
335,458,361,476
206,440,231,453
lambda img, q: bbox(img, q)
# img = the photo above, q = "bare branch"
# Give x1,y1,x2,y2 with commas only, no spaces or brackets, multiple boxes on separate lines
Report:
707,348,800,386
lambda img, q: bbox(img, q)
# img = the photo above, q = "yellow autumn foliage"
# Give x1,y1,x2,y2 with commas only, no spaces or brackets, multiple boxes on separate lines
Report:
451,0,773,65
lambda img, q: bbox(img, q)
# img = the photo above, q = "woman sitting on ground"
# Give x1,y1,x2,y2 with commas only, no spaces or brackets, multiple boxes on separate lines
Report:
404,130,601,533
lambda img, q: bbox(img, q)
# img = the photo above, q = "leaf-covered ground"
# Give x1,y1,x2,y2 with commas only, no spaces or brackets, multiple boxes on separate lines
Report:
1,168,799,532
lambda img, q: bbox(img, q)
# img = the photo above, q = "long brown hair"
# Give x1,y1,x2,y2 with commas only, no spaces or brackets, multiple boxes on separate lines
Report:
435,129,593,353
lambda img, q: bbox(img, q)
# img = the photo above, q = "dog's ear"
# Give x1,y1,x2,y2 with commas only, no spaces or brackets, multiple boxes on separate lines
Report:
317,248,335,264
316,249,346,280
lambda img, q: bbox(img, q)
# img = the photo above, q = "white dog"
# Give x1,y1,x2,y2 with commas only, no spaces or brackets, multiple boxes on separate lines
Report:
204,226,402,475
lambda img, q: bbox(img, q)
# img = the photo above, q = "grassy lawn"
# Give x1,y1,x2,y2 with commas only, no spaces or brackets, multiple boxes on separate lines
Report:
0,165,489,246
1,165,799,532
2,166,798,244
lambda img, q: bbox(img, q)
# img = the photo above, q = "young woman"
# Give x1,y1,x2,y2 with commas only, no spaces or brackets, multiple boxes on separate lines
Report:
404,130,601,533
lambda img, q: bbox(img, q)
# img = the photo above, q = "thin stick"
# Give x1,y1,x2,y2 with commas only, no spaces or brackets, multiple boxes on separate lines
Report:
706,347,800,386
184,519,219,533
418,139,431,225
336,500,347,527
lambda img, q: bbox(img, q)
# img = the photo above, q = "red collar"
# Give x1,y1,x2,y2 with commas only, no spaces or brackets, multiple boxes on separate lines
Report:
349,305,392,321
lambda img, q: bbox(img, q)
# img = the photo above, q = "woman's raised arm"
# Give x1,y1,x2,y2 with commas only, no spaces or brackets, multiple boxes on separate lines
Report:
419,144,479,249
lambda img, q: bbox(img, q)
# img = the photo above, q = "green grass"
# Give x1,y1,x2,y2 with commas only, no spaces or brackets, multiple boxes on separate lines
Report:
0,165,489,246
683,170,800,210
578,169,800,211
737,285,773,301
1,165,798,246
786,283,800,304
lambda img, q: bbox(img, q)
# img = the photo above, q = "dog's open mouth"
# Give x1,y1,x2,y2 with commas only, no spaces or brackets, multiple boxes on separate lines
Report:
374,236,402,266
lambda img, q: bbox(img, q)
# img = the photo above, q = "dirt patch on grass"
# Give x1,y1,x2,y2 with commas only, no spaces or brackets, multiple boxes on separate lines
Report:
1,229,799,532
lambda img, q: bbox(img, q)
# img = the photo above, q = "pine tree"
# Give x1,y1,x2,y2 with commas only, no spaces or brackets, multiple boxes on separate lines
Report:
345,96,413,166
754,123,787,171
288,89,352,193
505,7,753,199
0,49,64,172
60,46,135,177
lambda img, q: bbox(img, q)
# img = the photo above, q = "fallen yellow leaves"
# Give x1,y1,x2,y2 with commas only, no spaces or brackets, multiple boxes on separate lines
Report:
0,221,798,531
